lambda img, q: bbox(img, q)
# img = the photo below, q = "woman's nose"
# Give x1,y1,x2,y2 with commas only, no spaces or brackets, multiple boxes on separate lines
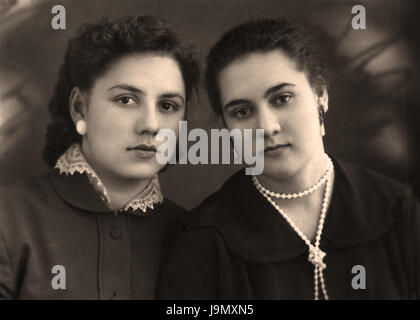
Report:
136,102,160,135
257,104,281,137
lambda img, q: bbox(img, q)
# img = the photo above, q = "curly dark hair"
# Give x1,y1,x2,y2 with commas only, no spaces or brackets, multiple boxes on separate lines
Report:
43,15,200,167
205,18,330,115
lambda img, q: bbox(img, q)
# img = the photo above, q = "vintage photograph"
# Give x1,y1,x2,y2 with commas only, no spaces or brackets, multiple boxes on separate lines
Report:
0,0,419,302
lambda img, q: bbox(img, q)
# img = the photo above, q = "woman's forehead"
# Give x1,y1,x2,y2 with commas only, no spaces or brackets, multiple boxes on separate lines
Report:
92,53,186,95
218,50,307,100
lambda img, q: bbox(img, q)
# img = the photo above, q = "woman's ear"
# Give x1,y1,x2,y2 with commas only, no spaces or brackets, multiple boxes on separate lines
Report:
318,86,328,113
69,87,89,135
69,87,88,124
315,77,329,113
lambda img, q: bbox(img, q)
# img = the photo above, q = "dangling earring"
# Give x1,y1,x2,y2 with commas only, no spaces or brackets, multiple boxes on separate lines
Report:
318,106,326,137
76,120,87,136
320,123,325,137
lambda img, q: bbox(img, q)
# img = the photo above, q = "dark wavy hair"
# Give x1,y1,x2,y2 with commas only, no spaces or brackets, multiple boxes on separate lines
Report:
205,18,330,115
43,15,200,167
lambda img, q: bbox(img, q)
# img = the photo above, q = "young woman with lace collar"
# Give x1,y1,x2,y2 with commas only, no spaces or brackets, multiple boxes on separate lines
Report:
0,15,199,299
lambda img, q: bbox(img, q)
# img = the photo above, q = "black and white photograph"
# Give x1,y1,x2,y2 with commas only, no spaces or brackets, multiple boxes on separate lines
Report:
0,0,419,306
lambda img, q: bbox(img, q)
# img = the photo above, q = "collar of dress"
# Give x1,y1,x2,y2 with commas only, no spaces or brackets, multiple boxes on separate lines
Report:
54,143,163,214
180,157,410,263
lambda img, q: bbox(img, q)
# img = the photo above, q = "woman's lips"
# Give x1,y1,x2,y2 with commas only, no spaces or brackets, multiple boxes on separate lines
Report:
128,144,157,152
127,144,157,159
264,144,291,155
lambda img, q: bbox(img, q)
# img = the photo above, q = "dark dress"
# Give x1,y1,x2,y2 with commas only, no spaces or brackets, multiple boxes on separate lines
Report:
0,169,185,299
158,158,420,299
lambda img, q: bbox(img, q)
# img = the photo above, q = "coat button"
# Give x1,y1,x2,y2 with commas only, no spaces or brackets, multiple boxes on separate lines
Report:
111,228,121,239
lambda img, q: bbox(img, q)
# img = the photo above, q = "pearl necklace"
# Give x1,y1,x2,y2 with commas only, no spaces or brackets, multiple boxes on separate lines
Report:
252,155,333,199
252,156,333,300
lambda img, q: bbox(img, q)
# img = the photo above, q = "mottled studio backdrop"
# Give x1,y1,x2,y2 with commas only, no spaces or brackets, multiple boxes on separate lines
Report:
1,0,419,209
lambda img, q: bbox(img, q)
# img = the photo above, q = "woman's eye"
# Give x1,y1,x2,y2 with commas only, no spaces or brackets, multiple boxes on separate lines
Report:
233,107,251,119
159,101,178,113
116,96,137,106
272,94,292,105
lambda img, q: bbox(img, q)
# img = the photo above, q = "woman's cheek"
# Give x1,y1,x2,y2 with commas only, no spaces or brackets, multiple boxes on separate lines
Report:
166,113,185,131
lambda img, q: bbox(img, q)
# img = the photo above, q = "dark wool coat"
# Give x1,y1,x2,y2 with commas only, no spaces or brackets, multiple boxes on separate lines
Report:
0,170,185,299
158,158,420,299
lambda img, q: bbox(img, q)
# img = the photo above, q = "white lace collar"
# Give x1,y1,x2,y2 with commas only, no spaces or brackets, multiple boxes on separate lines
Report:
54,144,163,214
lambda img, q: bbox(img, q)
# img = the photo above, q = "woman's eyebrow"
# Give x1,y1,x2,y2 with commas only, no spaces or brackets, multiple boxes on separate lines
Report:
223,99,251,110
107,84,145,95
223,83,296,110
263,83,296,98
159,92,185,104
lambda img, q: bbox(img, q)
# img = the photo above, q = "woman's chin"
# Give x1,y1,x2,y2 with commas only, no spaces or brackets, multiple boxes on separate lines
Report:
260,161,297,180
116,162,164,180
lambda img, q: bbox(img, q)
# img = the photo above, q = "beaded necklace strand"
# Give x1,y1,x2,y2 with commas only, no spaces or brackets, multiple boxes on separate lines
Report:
252,155,333,300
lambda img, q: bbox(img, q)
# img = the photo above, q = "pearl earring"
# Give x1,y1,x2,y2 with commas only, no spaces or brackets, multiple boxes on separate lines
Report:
76,120,87,136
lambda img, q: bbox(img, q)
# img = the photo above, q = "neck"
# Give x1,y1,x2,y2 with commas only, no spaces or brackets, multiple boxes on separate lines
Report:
81,145,151,211
259,150,329,195
96,171,151,211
